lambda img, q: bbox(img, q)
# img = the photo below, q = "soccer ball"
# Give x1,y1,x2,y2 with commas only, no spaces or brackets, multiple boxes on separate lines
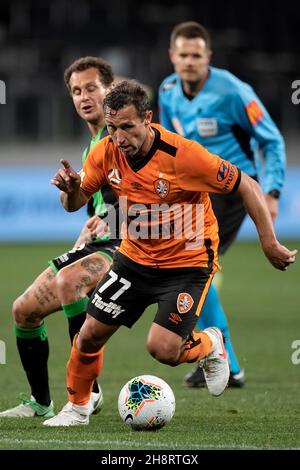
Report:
118,374,175,431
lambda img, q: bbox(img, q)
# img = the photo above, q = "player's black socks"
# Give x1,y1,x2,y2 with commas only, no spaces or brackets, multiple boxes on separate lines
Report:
67,311,87,345
63,298,100,395
15,323,51,406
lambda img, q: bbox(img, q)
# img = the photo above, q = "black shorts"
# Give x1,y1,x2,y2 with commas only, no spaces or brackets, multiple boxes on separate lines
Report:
87,251,213,339
210,192,247,255
49,240,120,273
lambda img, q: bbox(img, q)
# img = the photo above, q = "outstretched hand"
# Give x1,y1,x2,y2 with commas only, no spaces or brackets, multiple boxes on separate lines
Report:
51,159,81,194
262,240,297,271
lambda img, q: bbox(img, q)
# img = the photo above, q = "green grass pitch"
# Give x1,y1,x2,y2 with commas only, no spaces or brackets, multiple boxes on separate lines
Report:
0,242,299,450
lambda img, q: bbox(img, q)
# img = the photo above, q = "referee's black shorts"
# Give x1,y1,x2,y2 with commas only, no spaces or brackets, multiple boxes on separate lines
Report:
210,192,247,255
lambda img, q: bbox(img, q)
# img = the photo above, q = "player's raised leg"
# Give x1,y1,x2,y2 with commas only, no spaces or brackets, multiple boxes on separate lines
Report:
185,283,244,388
147,322,229,396
145,264,229,396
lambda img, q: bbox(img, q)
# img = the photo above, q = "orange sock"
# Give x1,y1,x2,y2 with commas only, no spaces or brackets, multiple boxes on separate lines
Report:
178,331,213,364
67,334,104,405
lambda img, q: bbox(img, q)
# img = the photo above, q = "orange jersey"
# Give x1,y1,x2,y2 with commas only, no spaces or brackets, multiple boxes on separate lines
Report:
80,123,241,269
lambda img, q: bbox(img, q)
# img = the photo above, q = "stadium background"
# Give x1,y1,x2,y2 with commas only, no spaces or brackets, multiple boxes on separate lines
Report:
0,0,299,451
0,0,300,241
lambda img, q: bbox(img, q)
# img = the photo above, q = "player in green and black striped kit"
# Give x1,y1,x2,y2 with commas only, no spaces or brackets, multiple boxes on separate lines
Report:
0,57,120,418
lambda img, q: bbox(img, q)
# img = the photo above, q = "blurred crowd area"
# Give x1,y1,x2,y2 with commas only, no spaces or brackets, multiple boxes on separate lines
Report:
0,0,299,164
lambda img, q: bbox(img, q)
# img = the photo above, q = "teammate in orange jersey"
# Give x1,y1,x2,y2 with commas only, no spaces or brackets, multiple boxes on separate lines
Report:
44,80,296,426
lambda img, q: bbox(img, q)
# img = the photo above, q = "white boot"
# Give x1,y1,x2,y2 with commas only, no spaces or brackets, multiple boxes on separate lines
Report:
199,327,230,396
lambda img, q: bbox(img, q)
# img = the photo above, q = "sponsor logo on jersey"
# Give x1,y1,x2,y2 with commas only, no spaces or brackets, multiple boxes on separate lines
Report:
177,293,194,314
108,168,122,188
246,100,264,125
217,161,230,182
153,178,170,199
224,167,236,192
197,118,218,137
131,181,144,190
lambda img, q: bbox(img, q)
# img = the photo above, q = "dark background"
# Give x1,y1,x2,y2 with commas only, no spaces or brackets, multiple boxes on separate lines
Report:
0,0,299,147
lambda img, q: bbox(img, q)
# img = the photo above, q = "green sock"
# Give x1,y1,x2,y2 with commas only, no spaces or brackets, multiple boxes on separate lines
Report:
62,297,89,319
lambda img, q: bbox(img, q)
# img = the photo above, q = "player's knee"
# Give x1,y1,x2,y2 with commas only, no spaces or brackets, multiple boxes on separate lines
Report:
147,339,179,366
56,270,75,296
12,295,42,327
12,297,24,324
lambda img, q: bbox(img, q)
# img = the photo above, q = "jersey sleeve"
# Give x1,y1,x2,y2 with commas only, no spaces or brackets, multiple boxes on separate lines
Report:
80,140,107,197
175,140,241,194
231,84,285,193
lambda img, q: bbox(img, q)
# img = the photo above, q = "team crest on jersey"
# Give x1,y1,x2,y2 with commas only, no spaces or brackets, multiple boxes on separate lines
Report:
153,178,170,199
177,293,194,314
108,168,122,188
217,161,230,182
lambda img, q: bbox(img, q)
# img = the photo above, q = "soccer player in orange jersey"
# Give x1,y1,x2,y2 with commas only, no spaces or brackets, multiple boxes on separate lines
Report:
45,80,296,426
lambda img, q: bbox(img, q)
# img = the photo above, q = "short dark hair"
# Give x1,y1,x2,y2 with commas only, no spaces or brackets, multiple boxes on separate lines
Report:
103,80,151,119
170,21,211,49
64,56,114,91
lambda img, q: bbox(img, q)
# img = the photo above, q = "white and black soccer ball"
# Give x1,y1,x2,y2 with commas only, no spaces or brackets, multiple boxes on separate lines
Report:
118,375,175,431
